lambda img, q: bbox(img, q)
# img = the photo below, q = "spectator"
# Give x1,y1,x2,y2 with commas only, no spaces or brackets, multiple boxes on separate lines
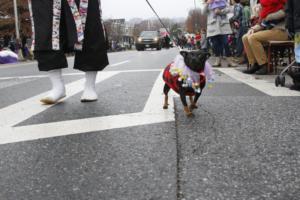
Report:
242,0,288,75
250,0,259,15
187,36,192,50
164,35,171,49
200,29,208,51
191,36,196,50
230,0,244,58
8,37,16,53
21,35,28,59
204,0,237,67
250,3,262,26
241,0,251,36
236,0,251,64
180,35,187,49
208,0,228,25
195,32,202,49
3,35,10,47
0,37,4,50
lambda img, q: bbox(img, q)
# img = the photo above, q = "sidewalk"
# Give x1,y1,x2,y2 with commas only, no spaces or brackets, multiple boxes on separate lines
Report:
209,57,300,96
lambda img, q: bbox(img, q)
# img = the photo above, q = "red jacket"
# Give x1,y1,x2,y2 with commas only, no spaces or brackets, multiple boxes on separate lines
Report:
163,63,206,96
260,0,287,19
195,34,201,42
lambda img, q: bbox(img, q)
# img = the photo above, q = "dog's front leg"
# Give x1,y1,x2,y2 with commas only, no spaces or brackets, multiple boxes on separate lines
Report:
190,92,201,110
179,87,193,117
163,84,170,109
189,96,194,105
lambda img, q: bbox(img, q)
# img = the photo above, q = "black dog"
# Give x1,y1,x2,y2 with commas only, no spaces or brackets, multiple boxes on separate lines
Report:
163,50,210,116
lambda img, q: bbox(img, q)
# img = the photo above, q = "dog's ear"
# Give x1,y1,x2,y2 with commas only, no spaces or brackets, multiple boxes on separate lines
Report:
180,51,188,58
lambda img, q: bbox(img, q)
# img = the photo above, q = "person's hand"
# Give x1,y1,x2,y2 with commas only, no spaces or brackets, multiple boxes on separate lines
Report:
234,21,239,27
206,0,213,4
214,8,221,15
247,28,255,35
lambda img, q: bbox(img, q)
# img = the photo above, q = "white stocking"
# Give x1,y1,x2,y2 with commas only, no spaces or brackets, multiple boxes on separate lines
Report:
40,69,66,104
81,71,98,102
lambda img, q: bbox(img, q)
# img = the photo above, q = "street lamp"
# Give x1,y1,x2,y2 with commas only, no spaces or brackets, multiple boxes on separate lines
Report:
13,0,24,60
13,0,20,40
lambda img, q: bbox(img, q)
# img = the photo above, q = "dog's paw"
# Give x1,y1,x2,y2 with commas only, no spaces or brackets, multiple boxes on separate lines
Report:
189,104,198,110
184,106,194,117
186,112,194,117
163,105,168,109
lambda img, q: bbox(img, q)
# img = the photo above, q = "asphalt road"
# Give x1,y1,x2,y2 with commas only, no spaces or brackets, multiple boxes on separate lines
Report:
0,48,299,200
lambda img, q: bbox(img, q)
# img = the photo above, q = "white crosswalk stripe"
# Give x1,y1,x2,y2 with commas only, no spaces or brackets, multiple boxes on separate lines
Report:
0,71,119,128
0,70,175,145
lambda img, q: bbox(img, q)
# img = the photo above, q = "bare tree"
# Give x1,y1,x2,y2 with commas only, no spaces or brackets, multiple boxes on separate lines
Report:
185,9,207,33
0,0,31,37
132,18,185,39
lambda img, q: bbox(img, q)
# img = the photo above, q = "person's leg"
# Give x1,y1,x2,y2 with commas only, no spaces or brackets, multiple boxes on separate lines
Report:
236,27,244,57
34,51,67,104
81,71,98,102
74,50,108,102
222,34,237,67
29,0,74,104
242,34,257,66
249,29,288,74
248,29,288,66
222,34,230,57
71,0,109,102
210,35,222,67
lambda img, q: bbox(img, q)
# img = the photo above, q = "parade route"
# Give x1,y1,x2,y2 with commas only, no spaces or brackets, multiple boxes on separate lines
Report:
0,49,299,200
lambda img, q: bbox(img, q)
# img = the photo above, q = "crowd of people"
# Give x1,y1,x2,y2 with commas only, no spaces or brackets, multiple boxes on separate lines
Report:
1,0,300,79
0,35,33,64
177,29,208,51
202,0,299,76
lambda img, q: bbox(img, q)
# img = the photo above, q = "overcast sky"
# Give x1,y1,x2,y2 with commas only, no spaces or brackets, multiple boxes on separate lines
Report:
101,0,201,20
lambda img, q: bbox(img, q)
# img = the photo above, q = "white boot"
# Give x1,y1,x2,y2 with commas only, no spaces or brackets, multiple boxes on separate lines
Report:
213,57,221,67
81,71,98,102
40,69,66,104
226,57,237,67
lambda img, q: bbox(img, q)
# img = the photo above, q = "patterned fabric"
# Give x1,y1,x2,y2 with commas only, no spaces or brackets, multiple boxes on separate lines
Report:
163,63,206,96
67,0,89,50
30,0,90,51
28,0,107,54
52,0,62,50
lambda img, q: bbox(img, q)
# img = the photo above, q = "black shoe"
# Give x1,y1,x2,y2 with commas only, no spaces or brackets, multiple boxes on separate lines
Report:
242,64,261,74
255,65,268,75
290,84,300,91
